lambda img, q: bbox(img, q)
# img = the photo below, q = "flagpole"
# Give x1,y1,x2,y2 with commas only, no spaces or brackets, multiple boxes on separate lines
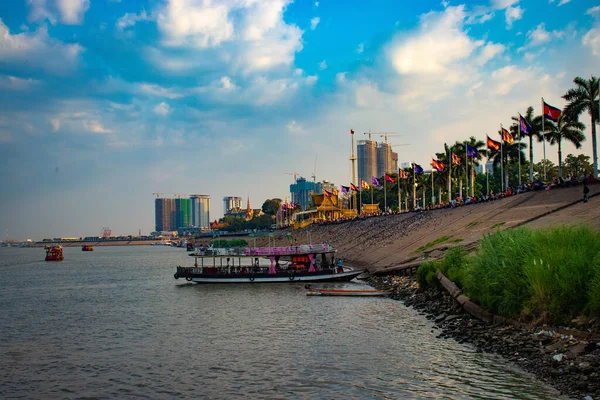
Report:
397,172,401,212
464,141,468,199
486,144,489,196
448,150,452,203
500,124,504,192
542,98,547,181
412,164,416,210
518,112,522,186
431,169,435,206
371,180,374,208
359,185,362,215
384,175,387,212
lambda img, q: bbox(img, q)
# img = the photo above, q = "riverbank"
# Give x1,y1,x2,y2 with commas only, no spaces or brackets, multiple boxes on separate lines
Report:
371,275,600,399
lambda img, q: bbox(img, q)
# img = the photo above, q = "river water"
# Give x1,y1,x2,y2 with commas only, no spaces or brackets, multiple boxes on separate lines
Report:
0,246,563,399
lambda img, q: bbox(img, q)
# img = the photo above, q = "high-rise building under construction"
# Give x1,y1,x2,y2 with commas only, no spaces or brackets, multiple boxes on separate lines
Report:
357,139,376,185
155,198,176,232
190,195,210,230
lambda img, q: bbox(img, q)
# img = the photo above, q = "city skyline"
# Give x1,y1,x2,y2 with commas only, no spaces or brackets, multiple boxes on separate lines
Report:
0,0,598,240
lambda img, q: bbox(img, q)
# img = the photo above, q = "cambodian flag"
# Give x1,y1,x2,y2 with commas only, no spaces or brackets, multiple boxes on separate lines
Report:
431,159,445,172
520,115,532,135
385,174,395,183
467,144,478,158
487,136,501,152
371,176,380,186
543,100,561,122
413,164,424,174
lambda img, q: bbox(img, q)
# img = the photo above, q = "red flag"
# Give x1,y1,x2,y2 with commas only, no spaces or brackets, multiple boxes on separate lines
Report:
431,159,445,172
385,174,395,183
543,100,561,122
324,190,332,198
487,135,501,152
452,153,460,165
350,129,354,135
502,128,514,144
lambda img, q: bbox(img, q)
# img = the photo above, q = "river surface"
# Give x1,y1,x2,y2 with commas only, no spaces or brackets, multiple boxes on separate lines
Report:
0,246,564,399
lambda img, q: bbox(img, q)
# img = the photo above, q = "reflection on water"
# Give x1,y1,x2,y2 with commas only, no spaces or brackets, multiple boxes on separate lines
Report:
0,247,562,399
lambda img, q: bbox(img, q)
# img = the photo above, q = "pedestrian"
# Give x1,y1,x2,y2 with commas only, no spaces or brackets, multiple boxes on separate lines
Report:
583,182,590,203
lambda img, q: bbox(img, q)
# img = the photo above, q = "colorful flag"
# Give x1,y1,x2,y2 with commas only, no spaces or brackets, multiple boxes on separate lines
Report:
466,144,478,158
452,153,460,165
350,183,359,191
399,169,408,179
543,100,561,122
350,129,355,135
519,115,532,135
413,164,424,174
324,190,332,198
341,185,350,193
282,203,288,210
431,159,445,172
502,128,514,144
361,179,370,189
371,176,380,186
487,135,501,152
385,174,395,183
332,188,339,196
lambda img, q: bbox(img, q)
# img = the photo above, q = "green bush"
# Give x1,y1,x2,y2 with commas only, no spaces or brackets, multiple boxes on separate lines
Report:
417,260,440,288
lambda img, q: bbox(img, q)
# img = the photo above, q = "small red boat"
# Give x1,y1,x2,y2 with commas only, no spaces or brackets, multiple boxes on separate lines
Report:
82,244,94,251
45,245,64,261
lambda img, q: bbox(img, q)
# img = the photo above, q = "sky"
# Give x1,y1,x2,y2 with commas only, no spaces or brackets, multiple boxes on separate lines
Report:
0,0,598,240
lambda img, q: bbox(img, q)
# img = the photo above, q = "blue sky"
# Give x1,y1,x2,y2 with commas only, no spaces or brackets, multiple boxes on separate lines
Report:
0,0,598,240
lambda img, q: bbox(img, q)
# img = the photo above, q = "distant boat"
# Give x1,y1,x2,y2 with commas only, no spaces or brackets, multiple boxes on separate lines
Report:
151,240,173,246
306,289,390,297
45,245,64,261
81,244,94,251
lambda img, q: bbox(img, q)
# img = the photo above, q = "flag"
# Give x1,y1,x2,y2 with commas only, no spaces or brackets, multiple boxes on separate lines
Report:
543,100,561,122
385,174,395,183
371,176,380,186
487,135,501,152
502,128,514,144
431,159,445,172
519,115,532,135
399,169,408,179
452,153,460,165
466,144,478,158
413,163,424,174
281,203,288,210
350,129,355,135
361,179,370,189
341,185,350,193
350,183,359,191
324,190,332,198
332,188,339,196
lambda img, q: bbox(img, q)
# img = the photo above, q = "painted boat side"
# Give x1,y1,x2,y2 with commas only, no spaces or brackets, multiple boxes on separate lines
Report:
186,270,363,284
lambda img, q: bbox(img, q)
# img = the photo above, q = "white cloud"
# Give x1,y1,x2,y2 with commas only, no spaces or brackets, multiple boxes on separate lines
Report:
505,5,523,29
557,0,571,6
475,42,504,65
0,75,40,90
83,120,112,133
305,75,318,85
315,2,319,7
220,76,236,90
137,83,184,99
50,118,60,131
587,6,600,14
116,9,150,31
319,60,327,70
27,0,89,25
492,0,518,8
490,65,532,95
336,72,347,84
153,102,171,116
583,28,600,56
356,42,365,53
0,20,82,74
310,17,320,30
286,120,307,135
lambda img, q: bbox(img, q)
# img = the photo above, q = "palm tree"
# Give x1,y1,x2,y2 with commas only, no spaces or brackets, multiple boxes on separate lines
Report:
543,115,586,178
488,128,527,189
512,107,543,182
563,76,599,178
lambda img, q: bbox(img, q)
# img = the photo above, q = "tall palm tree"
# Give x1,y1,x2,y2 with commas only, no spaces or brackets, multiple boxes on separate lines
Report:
489,129,527,188
563,76,599,178
511,107,543,182
543,115,586,178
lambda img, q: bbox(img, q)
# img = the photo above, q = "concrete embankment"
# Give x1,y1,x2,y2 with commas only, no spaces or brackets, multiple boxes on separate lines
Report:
261,182,600,273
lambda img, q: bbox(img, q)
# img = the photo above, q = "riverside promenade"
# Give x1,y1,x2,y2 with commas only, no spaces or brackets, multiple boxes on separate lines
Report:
262,182,600,272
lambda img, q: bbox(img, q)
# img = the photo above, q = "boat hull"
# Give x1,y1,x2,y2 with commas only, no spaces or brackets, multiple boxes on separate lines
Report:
177,270,363,284
307,289,390,297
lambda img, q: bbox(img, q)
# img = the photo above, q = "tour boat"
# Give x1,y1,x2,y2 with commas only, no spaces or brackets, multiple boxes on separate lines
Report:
174,243,363,284
45,245,64,261
81,244,94,251
306,289,390,297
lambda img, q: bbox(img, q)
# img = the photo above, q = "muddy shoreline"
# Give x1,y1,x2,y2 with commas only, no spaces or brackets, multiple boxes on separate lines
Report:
370,275,600,400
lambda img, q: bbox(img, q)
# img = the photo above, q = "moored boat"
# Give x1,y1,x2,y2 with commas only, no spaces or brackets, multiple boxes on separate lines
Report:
45,245,64,261
306,289,390,297
174,243,363,284
81,244,94,251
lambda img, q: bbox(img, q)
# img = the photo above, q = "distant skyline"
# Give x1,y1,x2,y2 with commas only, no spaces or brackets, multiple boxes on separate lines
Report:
0,0,598,240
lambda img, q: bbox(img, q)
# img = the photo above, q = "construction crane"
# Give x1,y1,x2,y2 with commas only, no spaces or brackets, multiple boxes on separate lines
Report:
392,143,411,147
379,133,403,143
284,172,301,182
152,192,190,198
312,155,318,189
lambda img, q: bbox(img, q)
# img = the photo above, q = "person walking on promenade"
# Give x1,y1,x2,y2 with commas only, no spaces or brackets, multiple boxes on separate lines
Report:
583,181,590,203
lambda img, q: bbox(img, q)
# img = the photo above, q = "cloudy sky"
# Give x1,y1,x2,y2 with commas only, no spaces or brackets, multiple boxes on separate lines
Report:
0,0,598,240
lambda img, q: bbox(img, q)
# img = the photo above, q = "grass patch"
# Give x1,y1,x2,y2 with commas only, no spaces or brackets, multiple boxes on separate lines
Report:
491,222,506,229
418,225,600,324
467,221,479,228
416,235,453,253
452,238,464,243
